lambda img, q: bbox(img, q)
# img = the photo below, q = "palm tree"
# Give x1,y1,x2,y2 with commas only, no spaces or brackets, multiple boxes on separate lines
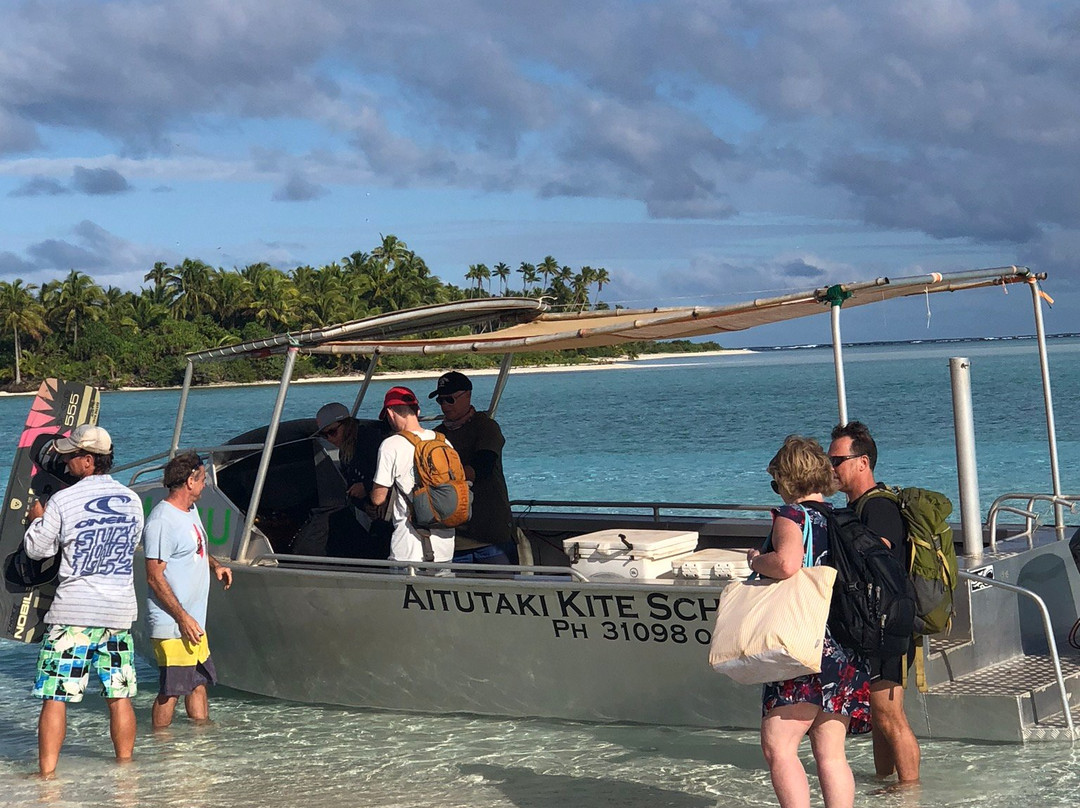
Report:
538,255,559,294
252,271,300,330
371,234,410,272
209,271,254,329
165,259,216,319
466,264,490,297
47,270,105,346
493,262,511,296
593,267,611,305
143,261,169,292
0,280,49,384
518,262,538,296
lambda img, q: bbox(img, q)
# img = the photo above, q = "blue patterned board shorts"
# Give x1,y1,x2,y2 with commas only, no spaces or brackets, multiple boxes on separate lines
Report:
33,625,138,702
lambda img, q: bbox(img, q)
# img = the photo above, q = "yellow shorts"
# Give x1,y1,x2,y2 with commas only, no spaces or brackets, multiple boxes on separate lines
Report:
152,635,211,667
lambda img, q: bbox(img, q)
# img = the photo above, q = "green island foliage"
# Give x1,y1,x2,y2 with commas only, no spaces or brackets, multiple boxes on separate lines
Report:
0,236,722,391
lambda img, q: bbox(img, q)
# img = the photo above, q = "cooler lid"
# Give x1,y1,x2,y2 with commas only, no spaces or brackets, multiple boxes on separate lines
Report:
563,529,699,559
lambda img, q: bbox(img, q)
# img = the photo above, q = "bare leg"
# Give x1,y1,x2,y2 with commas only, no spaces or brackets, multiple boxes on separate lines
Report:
152,694,178,729
184,685,209,723
761,703,818,808
37,700,67,777
808,711,855,808
869,681,920,782
106,697,136,762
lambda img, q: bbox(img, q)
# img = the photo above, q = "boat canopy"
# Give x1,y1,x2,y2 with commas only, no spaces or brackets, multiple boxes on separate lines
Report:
184,297,549,363
182,266,1040,362
306,266,1041,357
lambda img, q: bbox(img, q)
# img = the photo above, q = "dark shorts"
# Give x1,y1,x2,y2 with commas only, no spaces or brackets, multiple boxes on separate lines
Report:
158,655,218,698
870,640,917,685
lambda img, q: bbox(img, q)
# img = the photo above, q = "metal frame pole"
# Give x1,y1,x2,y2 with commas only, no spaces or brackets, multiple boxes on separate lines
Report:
950,357,983,558
169,360,195,458
488,353,514,417
830,303,848,426
1028,279,1064,539
236,346,299,561
350,353,380,416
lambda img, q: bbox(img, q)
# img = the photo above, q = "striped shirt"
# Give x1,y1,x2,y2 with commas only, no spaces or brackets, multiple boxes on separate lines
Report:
24,474,144,629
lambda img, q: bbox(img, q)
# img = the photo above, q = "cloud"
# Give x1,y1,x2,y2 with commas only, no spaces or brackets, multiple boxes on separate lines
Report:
71,166,131,195
9,176,70,197
0,0,1077,274
0,251,37,277
7,221,173,288
272,173,328,202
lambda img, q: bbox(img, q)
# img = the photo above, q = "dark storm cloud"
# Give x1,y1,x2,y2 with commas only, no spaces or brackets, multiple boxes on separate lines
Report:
26,238,106,270
0,250,37,277
71,166,131,195
272,174,328,202
9,176,70,197
1,1,1078,251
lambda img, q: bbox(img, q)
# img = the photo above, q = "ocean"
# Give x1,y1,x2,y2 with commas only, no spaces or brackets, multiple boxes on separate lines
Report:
1,337,1078,807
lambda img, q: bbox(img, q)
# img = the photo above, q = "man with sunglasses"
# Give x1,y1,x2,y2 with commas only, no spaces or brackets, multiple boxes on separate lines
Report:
828,421,920,784
144,452,232,729
429,371,514,565
23,424,143,776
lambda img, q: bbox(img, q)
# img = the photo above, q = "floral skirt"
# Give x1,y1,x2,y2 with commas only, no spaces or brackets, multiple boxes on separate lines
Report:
761,628,872,735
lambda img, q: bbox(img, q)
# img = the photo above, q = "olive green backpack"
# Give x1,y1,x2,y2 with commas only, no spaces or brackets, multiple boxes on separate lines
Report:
857,486,957,636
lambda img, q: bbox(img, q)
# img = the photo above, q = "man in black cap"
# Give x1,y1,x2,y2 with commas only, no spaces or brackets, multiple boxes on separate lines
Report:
430,372,515,565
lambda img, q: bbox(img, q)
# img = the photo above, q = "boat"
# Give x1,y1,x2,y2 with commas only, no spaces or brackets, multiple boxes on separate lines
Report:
4,267,1080,742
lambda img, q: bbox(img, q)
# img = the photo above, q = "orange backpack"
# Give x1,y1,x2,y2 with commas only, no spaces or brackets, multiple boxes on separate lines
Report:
398,431,472,529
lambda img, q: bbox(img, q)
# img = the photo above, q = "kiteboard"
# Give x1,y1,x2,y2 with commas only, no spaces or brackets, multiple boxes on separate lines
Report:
0,379,100,643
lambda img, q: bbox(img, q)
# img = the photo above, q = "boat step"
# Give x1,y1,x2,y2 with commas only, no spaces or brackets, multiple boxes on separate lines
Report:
919,653,1080,742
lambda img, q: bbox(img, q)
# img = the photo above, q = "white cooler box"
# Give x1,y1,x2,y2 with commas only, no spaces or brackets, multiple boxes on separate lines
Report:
563,529,699,580
672,548,754,580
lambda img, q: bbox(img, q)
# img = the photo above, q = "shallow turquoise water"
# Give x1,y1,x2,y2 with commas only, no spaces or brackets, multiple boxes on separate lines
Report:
1,337,1078,806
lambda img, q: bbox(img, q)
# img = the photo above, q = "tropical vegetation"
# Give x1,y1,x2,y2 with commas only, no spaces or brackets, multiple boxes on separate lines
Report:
0,235,720,391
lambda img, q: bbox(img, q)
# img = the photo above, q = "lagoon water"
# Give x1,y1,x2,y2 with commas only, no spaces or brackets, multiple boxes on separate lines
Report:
1,338,1079,807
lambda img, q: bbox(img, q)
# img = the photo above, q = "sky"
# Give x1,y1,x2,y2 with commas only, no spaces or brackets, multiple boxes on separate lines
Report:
1,0,1078,347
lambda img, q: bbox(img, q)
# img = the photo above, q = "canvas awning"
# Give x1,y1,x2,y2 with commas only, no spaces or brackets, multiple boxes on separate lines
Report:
303,266,1041,357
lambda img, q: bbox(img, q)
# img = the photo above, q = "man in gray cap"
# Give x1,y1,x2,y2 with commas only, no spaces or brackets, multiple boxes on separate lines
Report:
23,424,144,776
430,372,515,565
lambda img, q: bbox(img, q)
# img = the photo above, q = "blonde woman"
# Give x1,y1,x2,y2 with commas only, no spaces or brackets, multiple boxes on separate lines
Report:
746,435,871,808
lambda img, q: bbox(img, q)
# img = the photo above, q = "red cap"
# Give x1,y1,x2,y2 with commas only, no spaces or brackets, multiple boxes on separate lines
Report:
380,386,419,420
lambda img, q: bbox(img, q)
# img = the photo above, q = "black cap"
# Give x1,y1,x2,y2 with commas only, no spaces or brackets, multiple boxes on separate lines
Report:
428,371,472,398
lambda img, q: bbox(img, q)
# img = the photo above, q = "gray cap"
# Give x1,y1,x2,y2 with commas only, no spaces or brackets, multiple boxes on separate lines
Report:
315,403,350,433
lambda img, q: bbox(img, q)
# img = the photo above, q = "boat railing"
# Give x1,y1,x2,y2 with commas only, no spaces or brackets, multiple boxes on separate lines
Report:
956,570,1075,736
122,443,269,485
985,493,1080,550
511,499,774,521
248,553,592,581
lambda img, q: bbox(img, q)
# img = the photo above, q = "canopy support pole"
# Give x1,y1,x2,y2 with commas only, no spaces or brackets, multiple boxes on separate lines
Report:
169,360,194,459
1028,279,1065,539
489,354,514,417
351,353,380,416
236,346,299,561
826,286,852,426
950,358,983,558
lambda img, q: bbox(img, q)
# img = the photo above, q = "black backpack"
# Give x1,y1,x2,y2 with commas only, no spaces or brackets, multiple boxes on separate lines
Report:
805,502,916,658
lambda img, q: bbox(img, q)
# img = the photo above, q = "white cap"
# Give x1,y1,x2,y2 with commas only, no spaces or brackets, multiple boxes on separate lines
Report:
53,424,112,455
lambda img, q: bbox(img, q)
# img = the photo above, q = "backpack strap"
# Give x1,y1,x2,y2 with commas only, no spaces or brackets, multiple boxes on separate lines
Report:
852,483,898,518
392,430,437,561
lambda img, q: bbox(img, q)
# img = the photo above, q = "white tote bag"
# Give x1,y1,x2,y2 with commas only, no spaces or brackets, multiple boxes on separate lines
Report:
708,507,836,685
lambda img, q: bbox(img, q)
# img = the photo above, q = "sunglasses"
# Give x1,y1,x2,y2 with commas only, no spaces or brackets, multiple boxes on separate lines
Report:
435,391,464,405
828,454,864,468
321,422,344,438
770,480,780,494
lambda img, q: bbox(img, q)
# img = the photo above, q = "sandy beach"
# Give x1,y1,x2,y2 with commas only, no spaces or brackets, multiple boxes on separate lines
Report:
0,349,753,397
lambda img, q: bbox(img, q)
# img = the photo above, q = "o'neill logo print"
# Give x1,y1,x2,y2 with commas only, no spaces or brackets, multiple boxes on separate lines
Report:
84,494,134,516
71,493,139,576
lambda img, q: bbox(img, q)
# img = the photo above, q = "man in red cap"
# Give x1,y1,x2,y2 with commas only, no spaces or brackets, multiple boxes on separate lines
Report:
368,387,455,563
